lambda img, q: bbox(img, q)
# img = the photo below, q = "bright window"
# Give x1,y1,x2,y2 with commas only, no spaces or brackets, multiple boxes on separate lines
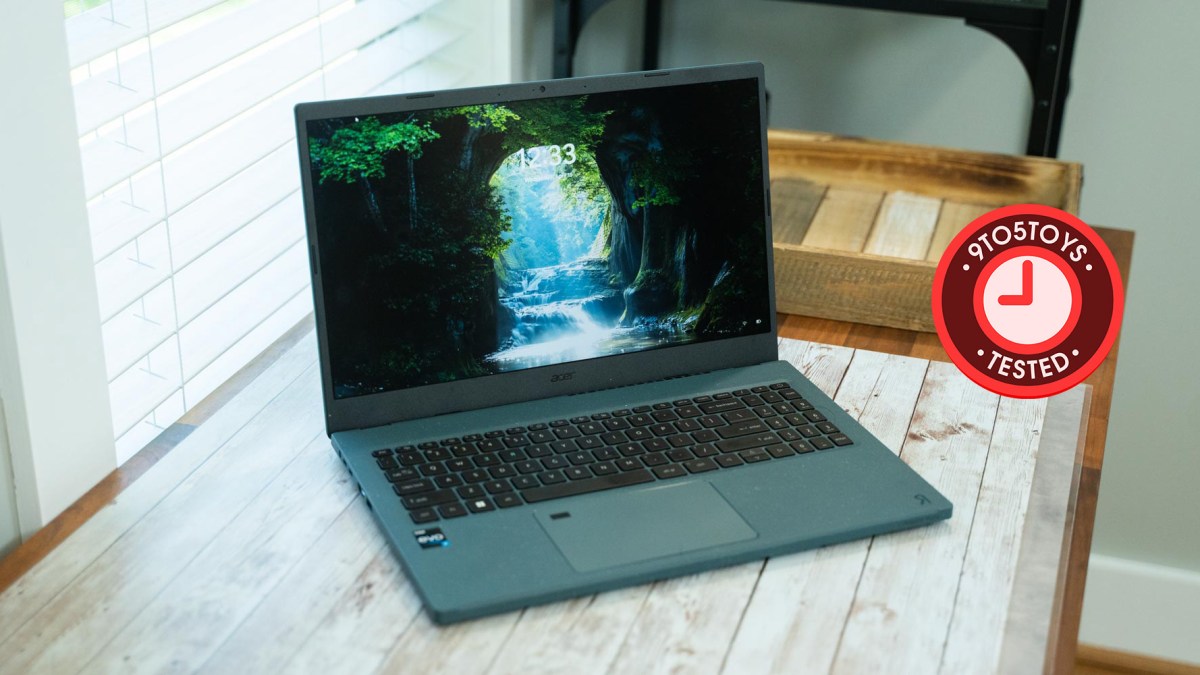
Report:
63,0,510,462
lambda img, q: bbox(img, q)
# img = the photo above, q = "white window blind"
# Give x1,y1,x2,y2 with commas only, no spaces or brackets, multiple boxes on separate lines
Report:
64,0,510,462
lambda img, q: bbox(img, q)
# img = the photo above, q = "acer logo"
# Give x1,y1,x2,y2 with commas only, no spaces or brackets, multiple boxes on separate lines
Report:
550,372,574,383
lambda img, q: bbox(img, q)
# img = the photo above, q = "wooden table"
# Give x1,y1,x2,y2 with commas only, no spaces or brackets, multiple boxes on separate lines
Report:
0,329,1097,673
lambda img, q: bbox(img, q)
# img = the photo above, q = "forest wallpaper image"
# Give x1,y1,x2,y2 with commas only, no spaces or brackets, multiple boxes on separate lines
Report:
307,79,770,398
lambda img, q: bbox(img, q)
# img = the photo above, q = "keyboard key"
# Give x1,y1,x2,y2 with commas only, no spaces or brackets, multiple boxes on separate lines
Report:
804,410,827,423
439,503,468,519
424,448,450,462
515,460,541,474
592,447,620,461
653,465,687,480
496,494,522,508
434,475,463,489
507,427,525,435
626,428,651,441
766,444,794,458
715,454,744,468
650,423,674,437
632,405,653,413
551,440,577,454
773,403,794,414
651,410,678,423
740,449,771,463
752,405,777,418
526,424,548,431
393,479,434,496
450,445,475,458
743,395,765,407
765,417,788,430
474,454,500,468
829,434,854,446
684,458,719,473
791,440,815,454
723,409,755,423
410,509,438,524
693,444,718,457
667,448,694,462
463,469,489,483
385,468,418,482
592,462,618,476
611,409,632,416
550,419,570,427
798,425,821,438
570,416,590,424
716,432,780,454
698,415,724,428
466,498,496,513
667,434,692,448
579,422,604,435
653,402,672,410
675,419,701,432
565,467,591,480
539,470,567,485
693,429,719,443
402,490,457,509
777,428,802,442
811,437,835,450
700,400,742,414
446,458,471,472
760,392,783,404
717,420,769,439
371,449,392,458
733,389,751,396
676,406,701,418
643,438,669,452
499,449,526,463
418,441,438,450
503,435,531,448
529,430,555,443
616,458,642,471
713,392,733,400
673,399,693,406
477,439,503,452
458,485,485,499
568,452,594,466
542,456,568,470
642,452,668,467
693,395,713,403
485,480,513,494
522,469,654,503
751,385,769,393
527,444,552,458
576,436,603,450
590,412,611,420
511,476,539,490
554,427,581,439
618,443,644,457
628,414,654,427
817,422,840,434
770,382,789,390
376,456,399,471
489,465,516,479
418,462,447,477
603,418,630,431
463,434,482,442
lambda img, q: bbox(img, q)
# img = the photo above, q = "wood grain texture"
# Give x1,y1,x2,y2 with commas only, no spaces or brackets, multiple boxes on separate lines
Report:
927,202,995,262
863,191,943,260
767,129,1082,212
770,178,826,245
774,243,937,331
801,187,883,252
1076,644,1200,675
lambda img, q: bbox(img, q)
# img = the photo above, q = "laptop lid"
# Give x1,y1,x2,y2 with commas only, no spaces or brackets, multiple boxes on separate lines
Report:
295,63,777,435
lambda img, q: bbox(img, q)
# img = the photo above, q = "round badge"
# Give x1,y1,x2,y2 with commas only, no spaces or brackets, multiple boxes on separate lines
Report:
932,204,1123,399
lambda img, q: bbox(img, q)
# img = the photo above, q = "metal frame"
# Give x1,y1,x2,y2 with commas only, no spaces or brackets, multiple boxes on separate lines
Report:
552,0,1082,157
294,62,779,436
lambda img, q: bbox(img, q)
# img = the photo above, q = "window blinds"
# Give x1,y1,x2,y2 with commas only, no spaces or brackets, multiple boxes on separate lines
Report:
65,0,503,462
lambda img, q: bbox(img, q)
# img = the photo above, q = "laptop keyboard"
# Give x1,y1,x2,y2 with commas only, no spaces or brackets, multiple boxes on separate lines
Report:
368,382,855,524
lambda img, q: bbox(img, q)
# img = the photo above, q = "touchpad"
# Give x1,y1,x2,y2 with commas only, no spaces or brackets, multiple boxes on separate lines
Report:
534,481,758,573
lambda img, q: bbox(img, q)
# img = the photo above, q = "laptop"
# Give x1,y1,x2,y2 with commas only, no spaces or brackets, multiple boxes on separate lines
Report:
294,62,951,624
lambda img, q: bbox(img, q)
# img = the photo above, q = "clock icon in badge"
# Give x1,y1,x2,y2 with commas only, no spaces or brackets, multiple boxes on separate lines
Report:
973,245,1082,355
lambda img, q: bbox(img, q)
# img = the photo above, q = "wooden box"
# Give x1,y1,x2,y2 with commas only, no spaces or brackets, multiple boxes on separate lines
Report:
768,130,1082,332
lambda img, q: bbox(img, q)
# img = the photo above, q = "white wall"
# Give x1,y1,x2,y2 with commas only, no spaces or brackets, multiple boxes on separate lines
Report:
519,0,1200,663
0,389,19,557
0,0,117,538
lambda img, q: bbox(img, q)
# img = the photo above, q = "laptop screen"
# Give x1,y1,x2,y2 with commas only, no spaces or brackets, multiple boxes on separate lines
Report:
305,77,771,400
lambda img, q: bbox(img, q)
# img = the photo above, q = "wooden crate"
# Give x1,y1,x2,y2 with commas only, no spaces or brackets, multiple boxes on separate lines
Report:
769,129,1083,332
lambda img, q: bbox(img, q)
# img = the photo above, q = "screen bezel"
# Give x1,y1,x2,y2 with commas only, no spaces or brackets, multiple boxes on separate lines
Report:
295,62,778,435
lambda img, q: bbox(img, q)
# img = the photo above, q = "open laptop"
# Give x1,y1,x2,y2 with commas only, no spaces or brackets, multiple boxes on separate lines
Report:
294,62,951,624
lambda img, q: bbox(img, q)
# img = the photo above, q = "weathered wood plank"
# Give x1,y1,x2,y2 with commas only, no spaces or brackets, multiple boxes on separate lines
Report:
286,549,424,675
0,332,317,645
863,191,943,260
374,603,521,674
926,202,994,262
609,562,765,674
831,361,1000,674
487,586,653,675
198,501,385,674
773,244,938,332
802,187,884,253
84,435,355,673
777,339,854,398
938,396,1048,675
770,178,826,245
724,349,930,674
767,129,1082,212
0,363,325,674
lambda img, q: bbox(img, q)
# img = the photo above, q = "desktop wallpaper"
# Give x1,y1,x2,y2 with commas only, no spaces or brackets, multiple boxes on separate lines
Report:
306,78,770,399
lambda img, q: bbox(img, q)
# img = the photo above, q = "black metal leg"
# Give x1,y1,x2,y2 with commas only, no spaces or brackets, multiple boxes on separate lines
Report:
1024,0,1080,157
643,0,663,71
553,0,580,78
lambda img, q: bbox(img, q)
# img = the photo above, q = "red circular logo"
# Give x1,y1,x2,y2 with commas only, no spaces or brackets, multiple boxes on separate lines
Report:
932,204,1123,399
